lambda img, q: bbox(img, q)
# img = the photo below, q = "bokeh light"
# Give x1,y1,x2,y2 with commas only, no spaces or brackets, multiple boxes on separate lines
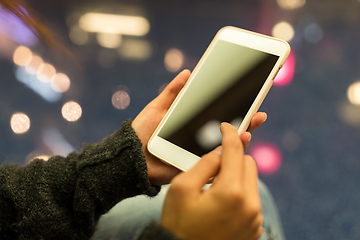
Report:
69,25,88,45
196,118,244,150
42,128,76,156
274,51,295,86
112,90,131,110
25,55,44,75
337,101,360,127
230,117,243,129
196,120,222,150
10,112,30,134
277,0,306,10
15,66,62,102
272,22,295,42
37,63,56,82
33,155,50,161
25,151,51,164
304,23,324,43
62,101,82,122
96,32,122,48
347,81,360,105
13,46,32,66
51,73,71,93
118,39,152,60
30,155,50,163
79,13,150,36
164,48,184,72
249,143,282,175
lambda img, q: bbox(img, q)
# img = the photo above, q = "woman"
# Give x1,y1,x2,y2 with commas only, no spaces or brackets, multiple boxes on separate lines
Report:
0,1,284,239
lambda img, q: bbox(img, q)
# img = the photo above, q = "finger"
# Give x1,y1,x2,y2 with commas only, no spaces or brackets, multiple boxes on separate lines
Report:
155,69,191,109
242,155,260,201
217,122,244,183
176,150,221,191
240,132,251,151
246,112,267,132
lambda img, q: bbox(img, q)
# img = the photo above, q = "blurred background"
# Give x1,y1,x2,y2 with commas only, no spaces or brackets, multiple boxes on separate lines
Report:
1,0,360,239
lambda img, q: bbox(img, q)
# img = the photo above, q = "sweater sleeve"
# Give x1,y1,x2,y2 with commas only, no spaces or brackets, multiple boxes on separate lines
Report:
0,120,160,240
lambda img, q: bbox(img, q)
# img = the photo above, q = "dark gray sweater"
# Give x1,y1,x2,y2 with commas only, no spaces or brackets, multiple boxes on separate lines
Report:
0,120,180,240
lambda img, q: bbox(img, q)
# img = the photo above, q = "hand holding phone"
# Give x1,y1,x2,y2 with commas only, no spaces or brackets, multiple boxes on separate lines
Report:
132,70,191,186
132,71,266,186
148,26,290,171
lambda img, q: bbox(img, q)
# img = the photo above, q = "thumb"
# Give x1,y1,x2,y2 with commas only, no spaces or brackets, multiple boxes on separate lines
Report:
156,69,191,110
176,149,221,192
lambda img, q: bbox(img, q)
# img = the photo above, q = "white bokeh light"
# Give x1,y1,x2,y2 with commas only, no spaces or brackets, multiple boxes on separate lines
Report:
164,48,184,72
337,101,360,127
112,90,130,110
62,101,82,122
37,63,56,82
272,22,295,42
25,55,43,75
13,46,32,66
118,39,152,60
51,73,71,93
79,13,150,36
196,120,222,150
96,32,122,48
25,151,52,164
10,112,30,134
348,81,360,105
277,0,306,10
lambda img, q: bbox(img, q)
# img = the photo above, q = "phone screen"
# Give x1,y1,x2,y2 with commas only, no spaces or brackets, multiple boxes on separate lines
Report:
158,39,279,156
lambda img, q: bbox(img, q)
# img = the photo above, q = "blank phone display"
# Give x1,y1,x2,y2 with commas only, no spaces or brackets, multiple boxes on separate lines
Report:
158,39,279,157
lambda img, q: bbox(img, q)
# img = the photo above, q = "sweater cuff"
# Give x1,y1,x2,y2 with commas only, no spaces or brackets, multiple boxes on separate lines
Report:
76,119,160,213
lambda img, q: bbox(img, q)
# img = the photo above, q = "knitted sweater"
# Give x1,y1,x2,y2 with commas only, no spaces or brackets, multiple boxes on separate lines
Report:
0,120,181,240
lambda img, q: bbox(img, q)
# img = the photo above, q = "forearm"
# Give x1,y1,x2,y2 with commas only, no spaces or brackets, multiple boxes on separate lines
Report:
74,120,159,214
0,120,159,239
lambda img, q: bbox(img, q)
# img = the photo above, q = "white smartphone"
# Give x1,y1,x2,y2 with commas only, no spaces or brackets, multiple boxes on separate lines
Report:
148,26,291,171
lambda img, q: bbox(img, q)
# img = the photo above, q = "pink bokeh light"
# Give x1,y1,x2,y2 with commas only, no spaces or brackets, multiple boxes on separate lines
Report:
274,51,295,86
249,142,282,175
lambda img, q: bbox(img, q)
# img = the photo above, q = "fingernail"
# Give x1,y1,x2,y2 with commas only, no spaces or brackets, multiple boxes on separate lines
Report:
262,112,267,123
221,122,233,128
181,69,191,74
247,132,252,143
220,122,226,132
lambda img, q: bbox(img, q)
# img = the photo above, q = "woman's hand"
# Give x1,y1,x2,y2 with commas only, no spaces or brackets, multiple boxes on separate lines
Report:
132,70,267,186
161,123,263,240
132,70,191,186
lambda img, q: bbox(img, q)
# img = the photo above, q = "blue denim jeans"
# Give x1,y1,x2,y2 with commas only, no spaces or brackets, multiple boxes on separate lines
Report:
91,180,285,240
